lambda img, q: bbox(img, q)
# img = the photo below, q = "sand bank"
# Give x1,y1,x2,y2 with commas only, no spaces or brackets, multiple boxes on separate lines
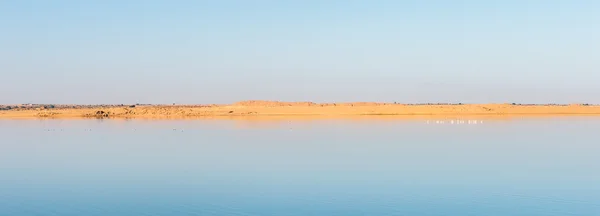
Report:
2,101,600,119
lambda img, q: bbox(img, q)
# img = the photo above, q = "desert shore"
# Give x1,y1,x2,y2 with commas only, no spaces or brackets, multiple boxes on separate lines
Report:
1,101,600,119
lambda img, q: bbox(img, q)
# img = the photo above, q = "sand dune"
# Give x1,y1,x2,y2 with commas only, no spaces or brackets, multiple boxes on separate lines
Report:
1,101,600,119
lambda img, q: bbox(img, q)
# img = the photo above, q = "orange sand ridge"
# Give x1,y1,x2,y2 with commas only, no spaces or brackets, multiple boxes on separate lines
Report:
1,100,600,119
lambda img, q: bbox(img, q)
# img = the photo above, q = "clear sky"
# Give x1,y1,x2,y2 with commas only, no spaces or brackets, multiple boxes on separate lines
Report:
1,0,598,104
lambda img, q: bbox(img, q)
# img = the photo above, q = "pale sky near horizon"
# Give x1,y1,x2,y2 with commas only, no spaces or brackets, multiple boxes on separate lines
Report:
1,1,598,104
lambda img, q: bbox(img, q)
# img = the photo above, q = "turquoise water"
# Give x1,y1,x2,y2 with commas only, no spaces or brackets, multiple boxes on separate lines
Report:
1,118,599,215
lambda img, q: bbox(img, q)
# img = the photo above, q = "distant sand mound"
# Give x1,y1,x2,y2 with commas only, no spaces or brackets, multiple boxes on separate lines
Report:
234,100,317,107
340,102,387,106
233,100,391,107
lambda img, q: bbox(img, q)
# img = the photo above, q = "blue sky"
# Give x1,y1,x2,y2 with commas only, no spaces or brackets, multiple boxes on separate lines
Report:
1,0,598,104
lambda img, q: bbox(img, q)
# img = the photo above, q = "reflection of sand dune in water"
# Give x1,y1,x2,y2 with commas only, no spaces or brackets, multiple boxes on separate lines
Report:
2,100,600,119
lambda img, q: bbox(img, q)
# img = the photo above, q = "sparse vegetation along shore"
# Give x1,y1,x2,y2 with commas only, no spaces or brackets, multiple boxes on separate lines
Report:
1,100,600,119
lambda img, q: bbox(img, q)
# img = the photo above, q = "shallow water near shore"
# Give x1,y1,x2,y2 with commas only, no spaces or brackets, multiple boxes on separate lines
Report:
1,117,599,216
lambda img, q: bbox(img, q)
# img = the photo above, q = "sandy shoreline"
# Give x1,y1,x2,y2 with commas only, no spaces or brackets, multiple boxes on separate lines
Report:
2,101,600,119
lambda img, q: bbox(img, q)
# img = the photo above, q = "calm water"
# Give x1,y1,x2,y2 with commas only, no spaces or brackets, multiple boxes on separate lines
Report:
1,117,599,216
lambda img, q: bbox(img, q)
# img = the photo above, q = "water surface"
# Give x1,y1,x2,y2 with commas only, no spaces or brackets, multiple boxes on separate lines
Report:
1,117,599,215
